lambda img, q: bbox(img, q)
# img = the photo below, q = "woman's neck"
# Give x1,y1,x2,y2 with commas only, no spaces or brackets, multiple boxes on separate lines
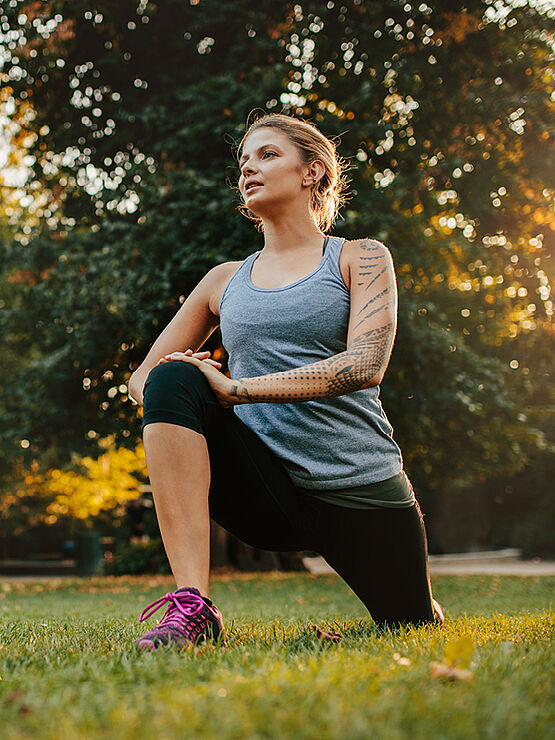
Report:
261,215,325,257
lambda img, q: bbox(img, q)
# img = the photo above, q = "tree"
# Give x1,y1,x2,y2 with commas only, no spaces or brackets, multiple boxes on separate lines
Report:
0,0,553,549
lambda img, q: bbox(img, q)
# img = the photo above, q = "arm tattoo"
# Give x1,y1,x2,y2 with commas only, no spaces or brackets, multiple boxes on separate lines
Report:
233,323,393,404
325,324,393,395
231,382,254,402
231,238,396,405
362,265,388,289
356,285,390,316
358,251,386,285
352,304,387,332
360,241,384,252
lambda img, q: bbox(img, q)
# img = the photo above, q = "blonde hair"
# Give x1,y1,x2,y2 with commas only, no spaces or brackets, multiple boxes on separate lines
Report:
235,113,350,232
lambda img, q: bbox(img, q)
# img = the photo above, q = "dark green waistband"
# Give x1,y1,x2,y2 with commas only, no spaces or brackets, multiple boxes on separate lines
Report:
297,470,416,510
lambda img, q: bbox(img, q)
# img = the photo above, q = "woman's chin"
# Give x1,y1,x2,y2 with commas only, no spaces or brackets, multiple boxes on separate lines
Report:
244,195,268,216
244,192,294,219
244,190,265,207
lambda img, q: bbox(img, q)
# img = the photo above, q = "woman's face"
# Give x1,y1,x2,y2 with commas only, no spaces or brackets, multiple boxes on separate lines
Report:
238,127,311,217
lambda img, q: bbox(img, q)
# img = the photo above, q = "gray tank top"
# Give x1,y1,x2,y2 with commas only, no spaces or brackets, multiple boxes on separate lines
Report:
218,235,404,490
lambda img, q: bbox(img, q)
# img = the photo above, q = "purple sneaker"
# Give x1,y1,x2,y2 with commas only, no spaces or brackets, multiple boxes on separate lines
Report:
135,586,224,650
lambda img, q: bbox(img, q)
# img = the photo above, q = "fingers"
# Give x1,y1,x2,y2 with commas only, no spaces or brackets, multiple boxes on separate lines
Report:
173,355,204,368
156,350,221,367
156,354,223,375
156,352,199,366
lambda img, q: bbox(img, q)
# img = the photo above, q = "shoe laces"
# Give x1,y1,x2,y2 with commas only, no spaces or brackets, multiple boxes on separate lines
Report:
139,590,205,629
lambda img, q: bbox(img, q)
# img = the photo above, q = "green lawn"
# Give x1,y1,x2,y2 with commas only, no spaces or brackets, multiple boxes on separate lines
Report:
1,573,553,739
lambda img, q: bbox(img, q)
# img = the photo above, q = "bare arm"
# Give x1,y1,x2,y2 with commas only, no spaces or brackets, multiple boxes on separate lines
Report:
231,239,397,404
128,262,240,404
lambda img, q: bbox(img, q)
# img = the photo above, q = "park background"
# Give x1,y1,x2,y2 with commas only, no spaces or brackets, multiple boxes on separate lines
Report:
0,0,553,574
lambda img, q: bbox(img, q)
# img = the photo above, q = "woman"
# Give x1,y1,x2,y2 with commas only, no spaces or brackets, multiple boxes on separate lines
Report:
128,113,444,650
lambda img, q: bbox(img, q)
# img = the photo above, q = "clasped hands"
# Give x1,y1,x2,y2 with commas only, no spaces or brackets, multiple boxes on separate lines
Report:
156,350,242,408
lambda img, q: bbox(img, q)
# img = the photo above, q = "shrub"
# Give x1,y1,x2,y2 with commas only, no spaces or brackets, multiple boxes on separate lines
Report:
104,539,170,575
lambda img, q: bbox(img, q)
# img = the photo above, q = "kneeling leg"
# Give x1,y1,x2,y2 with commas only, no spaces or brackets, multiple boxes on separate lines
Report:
311,499,442,628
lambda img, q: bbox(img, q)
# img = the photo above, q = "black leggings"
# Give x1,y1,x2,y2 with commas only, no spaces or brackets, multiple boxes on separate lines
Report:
142,361,441,628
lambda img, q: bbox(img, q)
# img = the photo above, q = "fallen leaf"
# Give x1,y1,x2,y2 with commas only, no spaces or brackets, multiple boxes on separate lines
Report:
429,661,474,681
313,625,342,642
393,652,411,666
444,634,474,668
7,690,26,703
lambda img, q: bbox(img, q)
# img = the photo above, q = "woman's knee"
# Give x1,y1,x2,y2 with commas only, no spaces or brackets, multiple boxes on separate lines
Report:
146,359,204,389
142,361,215,431
145,360,205,398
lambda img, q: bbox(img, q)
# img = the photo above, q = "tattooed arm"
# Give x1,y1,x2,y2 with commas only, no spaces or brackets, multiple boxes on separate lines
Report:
231,238,397,404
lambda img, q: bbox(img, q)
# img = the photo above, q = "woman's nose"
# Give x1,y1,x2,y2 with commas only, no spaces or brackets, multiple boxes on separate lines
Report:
241,160,257,177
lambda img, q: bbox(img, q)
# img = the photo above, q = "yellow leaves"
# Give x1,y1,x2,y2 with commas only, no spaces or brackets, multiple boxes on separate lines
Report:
444,634,474,668
436,13,482,44
0,84,14,102
430,634,475,682
45,444,147,519
16,440,149,521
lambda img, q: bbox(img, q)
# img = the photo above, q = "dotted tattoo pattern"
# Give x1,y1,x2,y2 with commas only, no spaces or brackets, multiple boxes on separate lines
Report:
231,239,396,403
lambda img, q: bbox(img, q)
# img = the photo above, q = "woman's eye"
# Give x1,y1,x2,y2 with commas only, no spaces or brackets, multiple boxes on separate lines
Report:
262,151,276,159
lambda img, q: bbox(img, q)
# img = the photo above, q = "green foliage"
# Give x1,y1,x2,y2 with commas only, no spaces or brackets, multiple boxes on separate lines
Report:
104,538,170,576
0,1,553,517
0,574,553,739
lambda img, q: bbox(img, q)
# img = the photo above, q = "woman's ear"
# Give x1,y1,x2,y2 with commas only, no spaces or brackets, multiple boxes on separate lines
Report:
303,159,326,188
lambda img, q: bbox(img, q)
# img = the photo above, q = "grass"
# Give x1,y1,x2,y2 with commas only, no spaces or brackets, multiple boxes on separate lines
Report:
1,572,553,739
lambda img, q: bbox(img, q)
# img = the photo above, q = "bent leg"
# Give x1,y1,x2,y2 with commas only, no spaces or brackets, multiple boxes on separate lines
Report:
142,361,218,593
143,422,211,594
309,497,441,628
142,362,309,596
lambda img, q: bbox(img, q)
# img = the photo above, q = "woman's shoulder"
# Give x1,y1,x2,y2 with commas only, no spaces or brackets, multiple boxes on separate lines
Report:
336,237,393,288
341,236,391,255
209,259,246,278
206,259,248,316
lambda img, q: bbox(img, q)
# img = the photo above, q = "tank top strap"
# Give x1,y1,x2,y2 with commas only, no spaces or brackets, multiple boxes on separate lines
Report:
323,235,349,297
237,251,260,283
218,252,259,314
